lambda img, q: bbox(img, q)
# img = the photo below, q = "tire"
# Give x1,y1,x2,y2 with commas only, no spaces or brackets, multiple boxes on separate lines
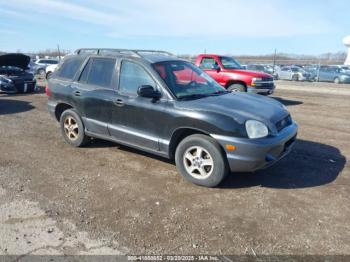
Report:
227,83,246,92
37,68,45,76
46,71,52,79
60,109,90,147
292,74,299,81
334,77,340,84
175,134,228,187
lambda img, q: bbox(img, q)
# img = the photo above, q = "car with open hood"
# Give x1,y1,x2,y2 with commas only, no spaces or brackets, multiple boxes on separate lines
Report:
47,48,298,187
0,53,36,93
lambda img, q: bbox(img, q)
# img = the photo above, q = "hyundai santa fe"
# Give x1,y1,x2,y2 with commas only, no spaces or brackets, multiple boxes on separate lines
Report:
47,48,298,187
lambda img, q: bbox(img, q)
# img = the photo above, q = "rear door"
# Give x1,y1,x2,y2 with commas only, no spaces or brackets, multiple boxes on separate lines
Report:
73,57,118,136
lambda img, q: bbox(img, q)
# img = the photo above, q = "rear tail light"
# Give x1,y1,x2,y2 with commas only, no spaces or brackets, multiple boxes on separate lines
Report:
45,85,51,97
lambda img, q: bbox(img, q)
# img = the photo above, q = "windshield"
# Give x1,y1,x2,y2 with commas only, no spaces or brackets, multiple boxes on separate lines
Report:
219,56,242,69
153,61,227,99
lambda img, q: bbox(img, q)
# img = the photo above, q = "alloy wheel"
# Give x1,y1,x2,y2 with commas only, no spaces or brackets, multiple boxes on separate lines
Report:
183,146,214,180
63,116,79,141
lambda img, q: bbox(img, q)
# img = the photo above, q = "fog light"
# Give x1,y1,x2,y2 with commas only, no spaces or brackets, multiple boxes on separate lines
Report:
226,144,236,151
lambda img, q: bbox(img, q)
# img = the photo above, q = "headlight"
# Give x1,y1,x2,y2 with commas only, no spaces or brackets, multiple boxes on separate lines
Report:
0,76,11,85
245,120,269,139
251,77,262,86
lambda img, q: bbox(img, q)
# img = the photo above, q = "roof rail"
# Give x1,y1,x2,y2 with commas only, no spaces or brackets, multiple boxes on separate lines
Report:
74,48,174,58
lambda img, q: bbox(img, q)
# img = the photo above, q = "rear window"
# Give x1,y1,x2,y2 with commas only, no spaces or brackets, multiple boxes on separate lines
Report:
57,56,85,80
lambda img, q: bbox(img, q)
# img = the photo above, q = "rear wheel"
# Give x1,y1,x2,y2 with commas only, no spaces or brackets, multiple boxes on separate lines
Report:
227,83,246,92
46,71,52,79
175,134,228,187
60,109,90,147
334,77,340,84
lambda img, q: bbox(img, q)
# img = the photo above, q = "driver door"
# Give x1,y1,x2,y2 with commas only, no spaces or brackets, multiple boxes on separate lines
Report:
108,60,168,151
198,57,223,86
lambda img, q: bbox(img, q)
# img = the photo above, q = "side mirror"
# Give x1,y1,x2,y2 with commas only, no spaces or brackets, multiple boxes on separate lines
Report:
137,85,161,99
212,64,221,72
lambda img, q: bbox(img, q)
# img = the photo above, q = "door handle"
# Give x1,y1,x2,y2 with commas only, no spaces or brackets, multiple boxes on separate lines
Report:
114,99,124,107
74,90,81,96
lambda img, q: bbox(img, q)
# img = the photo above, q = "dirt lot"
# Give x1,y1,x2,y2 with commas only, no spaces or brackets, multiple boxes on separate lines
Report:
0,80,349,256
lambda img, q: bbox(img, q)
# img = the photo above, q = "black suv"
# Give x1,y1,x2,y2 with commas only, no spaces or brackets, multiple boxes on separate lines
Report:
47,48,298,187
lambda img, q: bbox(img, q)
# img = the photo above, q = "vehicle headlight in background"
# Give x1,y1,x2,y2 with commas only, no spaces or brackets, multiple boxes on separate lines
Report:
0,76,11,85
245,120,269,139
251,77,262,86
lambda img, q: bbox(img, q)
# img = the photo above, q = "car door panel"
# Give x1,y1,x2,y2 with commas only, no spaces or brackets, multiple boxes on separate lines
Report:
108,60,167,151
109,94,167,150
74,57,117,136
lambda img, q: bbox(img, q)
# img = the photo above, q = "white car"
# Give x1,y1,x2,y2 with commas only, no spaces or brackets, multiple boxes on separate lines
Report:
35,59,59,75
45,64,58,79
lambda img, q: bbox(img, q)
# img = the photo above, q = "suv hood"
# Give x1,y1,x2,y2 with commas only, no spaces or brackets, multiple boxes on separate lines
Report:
223,69,272,78
178,93,289,128
0,53,30,70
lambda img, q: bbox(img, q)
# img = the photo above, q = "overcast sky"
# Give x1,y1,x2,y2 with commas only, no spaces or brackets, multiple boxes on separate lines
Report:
0,0,349,55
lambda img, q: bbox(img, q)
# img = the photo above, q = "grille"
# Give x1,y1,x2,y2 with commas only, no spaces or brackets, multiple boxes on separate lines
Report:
262,77,273,82
276,115,292,132
257,77,274,88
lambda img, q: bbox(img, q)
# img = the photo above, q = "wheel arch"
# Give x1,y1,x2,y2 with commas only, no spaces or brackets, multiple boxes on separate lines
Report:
54,103,74,121
225,80,247,89
168,127,210,159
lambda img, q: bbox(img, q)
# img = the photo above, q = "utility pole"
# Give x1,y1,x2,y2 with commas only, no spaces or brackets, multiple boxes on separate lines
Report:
272,48,277,74
57,44,61,60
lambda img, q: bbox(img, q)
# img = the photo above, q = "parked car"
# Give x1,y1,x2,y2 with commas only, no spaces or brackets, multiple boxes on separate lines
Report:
246,64,273,75
0,53,36,93
316,66,350,84
46,63,59,79
31,58,59,75
194,54,275,95
47,48,297,187
246,64,278,79
276,66,312,81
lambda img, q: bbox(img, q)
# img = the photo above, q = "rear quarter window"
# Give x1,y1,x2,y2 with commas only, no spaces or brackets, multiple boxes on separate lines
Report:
82,58,116,88
56,57,85,80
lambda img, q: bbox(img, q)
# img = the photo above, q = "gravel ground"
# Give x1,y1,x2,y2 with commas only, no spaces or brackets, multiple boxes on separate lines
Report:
0,80,349,256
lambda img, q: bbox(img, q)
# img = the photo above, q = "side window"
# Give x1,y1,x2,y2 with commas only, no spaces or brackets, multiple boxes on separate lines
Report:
119,61,155,95
86,58,116,87
199,57,218,70
57,57,85,80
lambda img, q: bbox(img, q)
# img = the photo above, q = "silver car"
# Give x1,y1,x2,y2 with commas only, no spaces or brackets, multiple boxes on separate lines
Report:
276,66,311,81
316,66,350,84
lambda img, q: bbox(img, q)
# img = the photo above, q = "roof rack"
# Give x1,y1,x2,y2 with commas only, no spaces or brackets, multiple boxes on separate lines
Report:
74,48,174,58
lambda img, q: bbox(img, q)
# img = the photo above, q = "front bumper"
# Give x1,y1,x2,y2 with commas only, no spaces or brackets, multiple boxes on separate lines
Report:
0,80,36,93
212,122,298,172
247,85,275,95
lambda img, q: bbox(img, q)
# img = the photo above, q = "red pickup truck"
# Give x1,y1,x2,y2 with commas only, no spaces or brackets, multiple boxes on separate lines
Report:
194,54,275,95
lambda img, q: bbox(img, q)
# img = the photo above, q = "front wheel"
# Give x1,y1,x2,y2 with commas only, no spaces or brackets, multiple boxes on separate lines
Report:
227,84,246,92
60,109,90,147
334,77,340,84
292,74,299,81
175,134,228,187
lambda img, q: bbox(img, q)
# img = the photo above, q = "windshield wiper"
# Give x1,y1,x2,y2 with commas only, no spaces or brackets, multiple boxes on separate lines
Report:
205,90,230,97
177,94,209,100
